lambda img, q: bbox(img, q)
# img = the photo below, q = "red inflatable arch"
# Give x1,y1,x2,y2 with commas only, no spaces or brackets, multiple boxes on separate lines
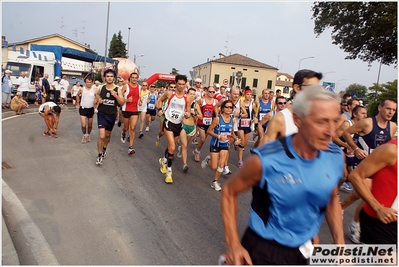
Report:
146,73,176,86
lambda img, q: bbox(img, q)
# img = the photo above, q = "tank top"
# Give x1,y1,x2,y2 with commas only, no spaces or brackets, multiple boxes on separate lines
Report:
80,87,95,108
281,108,298,136
258,100,272,121
358,116,391,154
198,98,216,126
363,140,397,218
210,114,233,148
165,94,187,124
239,101,253,129
122,84,140,112
39,102,57,113
147,93,157,110
139,89,149,112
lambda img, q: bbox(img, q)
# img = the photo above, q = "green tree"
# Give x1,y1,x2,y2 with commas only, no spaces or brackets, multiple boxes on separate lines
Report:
312,2,397,66
170,68,179,75
108,31,127,58
94,71,103,83
367,79,397,122
343,83,367,99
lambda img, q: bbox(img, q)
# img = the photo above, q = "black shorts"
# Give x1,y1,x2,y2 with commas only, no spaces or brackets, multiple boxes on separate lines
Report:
72,96,77,100
360,209,397,245
241,227,309,265
238,127,251,134
163,119,182,137
146,109,156,116
346,156,355,167
79,107,94,118
198,123,210,132
122,111,139,118
97,111,117,131
210,145,228,153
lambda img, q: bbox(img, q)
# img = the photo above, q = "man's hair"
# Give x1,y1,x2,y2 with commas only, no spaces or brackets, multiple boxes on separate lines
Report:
187,87,196,94
276,95,286,102
380,98,397,107
276,89,281,93
104,69,116,77
84,76,93,82
175,74,187,83
347,98,359,106
293,69,323,86
293,85,340,119
351,105,367,119
342,94,352,100
53,106,61,114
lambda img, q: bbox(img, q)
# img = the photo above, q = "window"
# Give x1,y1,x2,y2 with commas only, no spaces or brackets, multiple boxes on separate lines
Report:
243,68,247,71
214,74,220,83
231,67,236,69
253,78,258,88
229,75,234,86
267,80,272,89
255,70,259,72
241,77,247,89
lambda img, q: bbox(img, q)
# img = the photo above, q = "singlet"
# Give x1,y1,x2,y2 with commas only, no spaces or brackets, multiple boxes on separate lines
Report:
358,116,391,154
363,140,397,218
198,98,216,126
72,85,80,97
281,108,298,136
239,101,253,129
97,85,119,115
210,114,233,148
165,94,187,124
343,111,351,120
80,87,95,109
122,84,140,113
39,102,57,113
139,89,149,112
249,135,343,247
232,99,241,132
258,100,272,127
147,93,157,110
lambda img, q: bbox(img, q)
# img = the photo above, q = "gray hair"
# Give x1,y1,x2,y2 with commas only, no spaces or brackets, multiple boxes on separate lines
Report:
292,85,341,118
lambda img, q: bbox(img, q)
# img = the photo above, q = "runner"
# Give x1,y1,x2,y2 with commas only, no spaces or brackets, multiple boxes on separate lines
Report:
201,99,240,191
145,84,158,132
191,78,203,145
177,88,203,173
155,83,175,147
39,101,61,138
95,69,125,165
138,82,149,138
157,75,191,184
75,76,97,144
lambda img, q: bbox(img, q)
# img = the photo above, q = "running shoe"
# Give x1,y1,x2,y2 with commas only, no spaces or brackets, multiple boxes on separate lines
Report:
139,131,144,138
81,135,87,144
117,121,122,127
201,155,210,169
341,182,354,191
95,156,103,165
128,146,136,155
101,151,107,159
86,135,91,142
193,149,201,162
237,160,243,168
43,131,51,137
121,132,126,143
191,139,198,145
145,127,150,132
51,133,58,138
159,158,167,174
349,222,361,244
177,146,182,158
211,180,222,191
183,164,189,173
156,136,161,147
223,166,231,175
165,170,173,184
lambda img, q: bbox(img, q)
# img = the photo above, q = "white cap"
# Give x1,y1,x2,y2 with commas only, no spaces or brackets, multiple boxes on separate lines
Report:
5,70,12,74
215,83,220,88
226,88,230,92
194,78,202,83
54,76,61,80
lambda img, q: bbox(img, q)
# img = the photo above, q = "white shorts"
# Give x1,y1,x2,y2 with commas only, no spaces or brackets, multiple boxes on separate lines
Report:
61,90,67,98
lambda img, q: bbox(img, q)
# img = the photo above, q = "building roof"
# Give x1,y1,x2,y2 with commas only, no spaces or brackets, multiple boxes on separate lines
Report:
277,72,294,79
204,53,278,70
9,33,96,54
275,80,293,87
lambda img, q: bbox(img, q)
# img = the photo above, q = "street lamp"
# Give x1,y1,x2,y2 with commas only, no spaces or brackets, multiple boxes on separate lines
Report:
127,27,131,59
323,71,335,81
134,54,144,64
336,79,346,92
298,56,314,70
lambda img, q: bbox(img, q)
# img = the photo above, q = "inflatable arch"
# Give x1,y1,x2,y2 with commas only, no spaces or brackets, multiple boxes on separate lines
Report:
146,73,176,86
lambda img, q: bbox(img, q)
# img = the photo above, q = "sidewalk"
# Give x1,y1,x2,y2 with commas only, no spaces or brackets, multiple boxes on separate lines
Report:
2,103,73,119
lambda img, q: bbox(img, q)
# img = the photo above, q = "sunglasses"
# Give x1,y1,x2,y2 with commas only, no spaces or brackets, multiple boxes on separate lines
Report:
224,106,233,109
208,91,215,93
142,85,148,86
170,86,176,89
277,102,287,105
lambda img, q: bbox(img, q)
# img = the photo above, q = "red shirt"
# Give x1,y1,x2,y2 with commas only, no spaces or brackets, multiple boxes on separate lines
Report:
123,84,140,112
363,139,397,218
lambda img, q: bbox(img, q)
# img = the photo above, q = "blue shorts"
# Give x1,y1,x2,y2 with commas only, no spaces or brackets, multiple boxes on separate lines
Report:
97,111,117,131
198,123,210,132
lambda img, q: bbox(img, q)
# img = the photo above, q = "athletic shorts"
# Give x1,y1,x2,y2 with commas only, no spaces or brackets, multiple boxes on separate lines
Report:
163,119,182,137
198,123,210,132
238,126,251,134
72,96,77,100
241,227,309,265
182,123,196,137
210,145,229,153
79,106,94,118
360,209,397,245
122,111,139,118
97,111,117,131
346,156,355,167
146,109,156,116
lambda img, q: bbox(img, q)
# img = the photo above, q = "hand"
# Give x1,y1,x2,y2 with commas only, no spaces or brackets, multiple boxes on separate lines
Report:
253,118,258,124
225,244,253,265
234,138,242,146
355,149,367,159
376,207,398,224
127,97,133,103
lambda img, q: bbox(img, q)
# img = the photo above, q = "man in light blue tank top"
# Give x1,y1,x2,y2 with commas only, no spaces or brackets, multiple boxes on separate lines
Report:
221,85,345,265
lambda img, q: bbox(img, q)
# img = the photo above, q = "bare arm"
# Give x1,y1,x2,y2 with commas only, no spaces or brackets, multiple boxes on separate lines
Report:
342,118,371,159
115,87,125,106
332,120,351,150
258,112,285,146
325,186,345,244
195,103,203,120
349,143,398,224
221,155,263,265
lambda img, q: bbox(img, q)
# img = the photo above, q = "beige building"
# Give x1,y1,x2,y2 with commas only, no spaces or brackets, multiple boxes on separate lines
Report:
192,53,278,100
275,72,294,98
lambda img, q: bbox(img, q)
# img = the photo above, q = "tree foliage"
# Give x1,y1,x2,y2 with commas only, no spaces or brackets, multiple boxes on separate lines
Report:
312,2,397,66
367,79,397,122
170,68,179,75
108,31,127,58
343,83,368,99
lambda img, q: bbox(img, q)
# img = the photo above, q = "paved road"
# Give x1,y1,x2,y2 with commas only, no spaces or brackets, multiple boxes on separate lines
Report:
2,108,359,264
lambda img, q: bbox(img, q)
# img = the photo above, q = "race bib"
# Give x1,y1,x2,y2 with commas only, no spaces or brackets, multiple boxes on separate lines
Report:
259,113,266,121
148,103,155,109
220,132,231,143
203,117,212,125
171,109,183,120
240,118,251,127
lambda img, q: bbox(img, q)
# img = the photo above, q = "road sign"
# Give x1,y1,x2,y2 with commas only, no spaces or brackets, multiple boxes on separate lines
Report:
323,82,335,92
223,79,228,85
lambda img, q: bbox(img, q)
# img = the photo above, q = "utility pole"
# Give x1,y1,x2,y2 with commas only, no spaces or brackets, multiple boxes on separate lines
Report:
104,2,110,67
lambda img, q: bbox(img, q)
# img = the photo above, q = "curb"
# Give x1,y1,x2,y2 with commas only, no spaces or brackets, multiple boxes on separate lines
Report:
2,214,20,265
2,104,73,119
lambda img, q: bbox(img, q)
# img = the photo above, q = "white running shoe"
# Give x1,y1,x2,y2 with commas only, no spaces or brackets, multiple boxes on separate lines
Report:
223,165,231,175
145,126,150,132
201,155,210,169
177,145,182,158
211,180,222,191
348,221,361,244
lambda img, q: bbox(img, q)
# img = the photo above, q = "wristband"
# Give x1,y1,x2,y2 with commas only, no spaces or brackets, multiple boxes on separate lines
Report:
355,147,359,151
218,135,220,139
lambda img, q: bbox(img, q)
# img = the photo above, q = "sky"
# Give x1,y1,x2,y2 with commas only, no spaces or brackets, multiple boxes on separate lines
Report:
2,1,398,91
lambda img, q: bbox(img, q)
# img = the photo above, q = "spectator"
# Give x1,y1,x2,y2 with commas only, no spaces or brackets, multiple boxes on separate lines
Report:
10,92,29,115
2,70,12,109
17,71,29,101
34,76,41,106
